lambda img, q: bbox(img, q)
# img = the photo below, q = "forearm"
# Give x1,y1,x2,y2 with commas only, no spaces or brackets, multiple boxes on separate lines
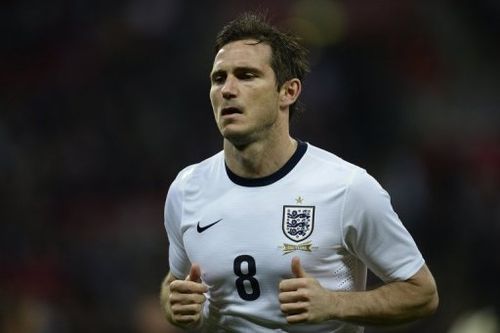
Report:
331,265,439,325
332,281,436,325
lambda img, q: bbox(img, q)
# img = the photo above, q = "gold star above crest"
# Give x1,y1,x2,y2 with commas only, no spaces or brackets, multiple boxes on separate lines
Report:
295,196,304,204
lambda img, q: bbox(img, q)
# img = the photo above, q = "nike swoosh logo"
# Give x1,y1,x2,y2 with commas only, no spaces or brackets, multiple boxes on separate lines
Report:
197,219,223,233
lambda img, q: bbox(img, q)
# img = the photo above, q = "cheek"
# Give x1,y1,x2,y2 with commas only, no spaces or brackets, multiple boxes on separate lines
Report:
256,89,280,111
209,90,218,109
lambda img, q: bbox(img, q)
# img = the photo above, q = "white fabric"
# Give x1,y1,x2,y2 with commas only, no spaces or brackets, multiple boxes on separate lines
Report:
164,142,424,333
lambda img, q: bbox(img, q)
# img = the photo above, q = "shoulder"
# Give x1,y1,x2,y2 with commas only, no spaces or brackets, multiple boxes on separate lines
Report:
302,142,365,183
169,150,224,193
303,142,386,202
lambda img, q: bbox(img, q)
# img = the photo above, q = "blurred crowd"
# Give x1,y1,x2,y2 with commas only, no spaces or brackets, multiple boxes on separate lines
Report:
1,0,499,332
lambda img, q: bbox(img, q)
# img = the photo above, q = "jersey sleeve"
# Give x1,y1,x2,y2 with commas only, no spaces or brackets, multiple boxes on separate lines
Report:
341,169,425,282
164,168,192,279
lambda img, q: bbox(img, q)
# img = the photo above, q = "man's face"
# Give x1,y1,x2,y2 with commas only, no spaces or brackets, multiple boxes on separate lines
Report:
209,39,282,146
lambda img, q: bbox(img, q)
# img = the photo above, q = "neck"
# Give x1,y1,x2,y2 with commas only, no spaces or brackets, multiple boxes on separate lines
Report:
224,134,297,179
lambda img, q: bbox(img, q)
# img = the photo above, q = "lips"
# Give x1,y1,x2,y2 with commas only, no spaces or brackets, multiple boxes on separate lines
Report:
221,107,242,116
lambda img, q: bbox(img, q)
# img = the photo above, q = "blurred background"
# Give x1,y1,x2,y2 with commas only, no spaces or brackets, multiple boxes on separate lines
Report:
1,0,499,332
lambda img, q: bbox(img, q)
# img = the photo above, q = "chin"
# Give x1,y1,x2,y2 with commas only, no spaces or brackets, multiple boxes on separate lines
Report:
221,128,254,147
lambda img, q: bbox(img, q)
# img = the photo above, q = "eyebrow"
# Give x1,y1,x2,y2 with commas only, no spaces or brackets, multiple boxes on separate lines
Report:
209,69,224,80
234,66,263,75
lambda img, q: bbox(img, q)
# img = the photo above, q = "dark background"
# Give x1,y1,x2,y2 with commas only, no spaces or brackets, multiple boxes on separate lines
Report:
1,0,499,332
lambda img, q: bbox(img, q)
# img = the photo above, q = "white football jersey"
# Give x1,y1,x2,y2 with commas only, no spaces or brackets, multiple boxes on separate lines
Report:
164,141,424,333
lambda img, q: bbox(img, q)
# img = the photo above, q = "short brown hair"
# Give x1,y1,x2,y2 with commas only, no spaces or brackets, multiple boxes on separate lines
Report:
214,12,310,119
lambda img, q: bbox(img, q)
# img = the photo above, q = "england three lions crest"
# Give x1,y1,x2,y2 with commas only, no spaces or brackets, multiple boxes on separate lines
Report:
282,205,315,242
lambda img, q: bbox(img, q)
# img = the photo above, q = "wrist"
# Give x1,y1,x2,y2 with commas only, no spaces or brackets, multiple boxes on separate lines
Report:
327,291,349,321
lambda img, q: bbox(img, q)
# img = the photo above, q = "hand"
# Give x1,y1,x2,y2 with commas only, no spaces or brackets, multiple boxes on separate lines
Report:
168,264,208,327
279,257,335,324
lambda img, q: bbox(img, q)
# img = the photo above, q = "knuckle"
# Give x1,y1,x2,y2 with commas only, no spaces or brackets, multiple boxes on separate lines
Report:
169,280,180,290
169,293,180,303
297,289,307,298
171,304,181,313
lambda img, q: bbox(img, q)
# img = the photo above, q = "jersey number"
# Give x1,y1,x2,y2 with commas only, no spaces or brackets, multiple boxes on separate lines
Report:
233,255,261,301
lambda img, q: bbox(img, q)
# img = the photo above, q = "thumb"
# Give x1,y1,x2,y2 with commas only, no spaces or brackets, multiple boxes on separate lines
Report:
291,256,308,278
186,263,202,282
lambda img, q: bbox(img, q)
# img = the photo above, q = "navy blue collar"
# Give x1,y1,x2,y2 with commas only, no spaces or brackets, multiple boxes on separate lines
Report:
225,140,307,187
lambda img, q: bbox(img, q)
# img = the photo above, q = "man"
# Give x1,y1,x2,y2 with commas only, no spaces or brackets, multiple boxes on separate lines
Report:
160,12,438,332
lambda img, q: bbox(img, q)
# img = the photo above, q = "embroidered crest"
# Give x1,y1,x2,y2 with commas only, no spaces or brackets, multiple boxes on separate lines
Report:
279,241,315,255
282,205,315,242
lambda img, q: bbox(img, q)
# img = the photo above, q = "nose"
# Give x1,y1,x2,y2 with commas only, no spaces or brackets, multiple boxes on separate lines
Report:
221,76,237,99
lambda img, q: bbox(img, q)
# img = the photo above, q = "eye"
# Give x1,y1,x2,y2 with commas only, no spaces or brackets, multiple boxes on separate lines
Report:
211,73,226,85
240,72,256,80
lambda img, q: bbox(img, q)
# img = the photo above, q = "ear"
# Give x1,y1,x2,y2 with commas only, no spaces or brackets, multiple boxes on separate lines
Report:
279,78,302,109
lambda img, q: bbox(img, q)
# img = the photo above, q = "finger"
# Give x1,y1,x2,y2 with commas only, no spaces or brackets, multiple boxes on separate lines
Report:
174,314,201,324
186,263,202,282
280,301,307,315
278,291,307,303
291,256,308,278
171,303,203,316
170,292,206,305
170,280,207,294
279,278,307,292
286,312,308,324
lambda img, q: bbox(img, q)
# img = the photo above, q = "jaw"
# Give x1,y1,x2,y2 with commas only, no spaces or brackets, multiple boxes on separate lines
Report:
219,122,254,147
219,115,283,150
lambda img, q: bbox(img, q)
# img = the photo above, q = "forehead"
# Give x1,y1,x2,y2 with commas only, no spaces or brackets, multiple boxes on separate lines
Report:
212,39,272,71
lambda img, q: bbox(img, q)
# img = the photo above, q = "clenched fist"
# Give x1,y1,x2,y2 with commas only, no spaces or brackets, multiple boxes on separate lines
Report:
279,257,336,324
162,264,208,328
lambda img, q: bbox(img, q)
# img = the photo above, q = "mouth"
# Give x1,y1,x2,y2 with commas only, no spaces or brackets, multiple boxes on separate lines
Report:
221,107,243,116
